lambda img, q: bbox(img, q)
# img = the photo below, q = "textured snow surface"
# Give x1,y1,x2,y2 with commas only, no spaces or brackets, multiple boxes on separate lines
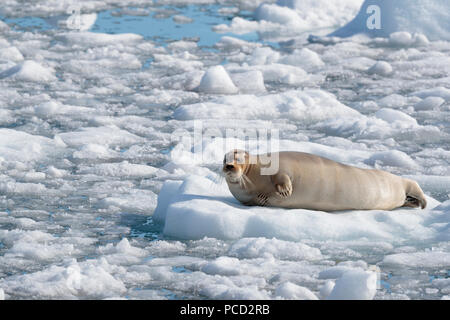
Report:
0,0,449,300
330,0,450,40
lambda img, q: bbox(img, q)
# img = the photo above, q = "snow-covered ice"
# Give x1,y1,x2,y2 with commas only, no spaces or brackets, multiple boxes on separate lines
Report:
367,61,393,76
0,60,56,82
196,65,239,94
330,0,450,40
0,0,449,301
155,174,442,242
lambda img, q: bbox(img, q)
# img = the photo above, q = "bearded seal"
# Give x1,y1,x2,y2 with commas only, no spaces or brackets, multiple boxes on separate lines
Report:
223,150,427,211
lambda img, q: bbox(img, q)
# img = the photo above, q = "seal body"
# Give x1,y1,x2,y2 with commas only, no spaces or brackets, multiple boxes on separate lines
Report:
223,150,427,211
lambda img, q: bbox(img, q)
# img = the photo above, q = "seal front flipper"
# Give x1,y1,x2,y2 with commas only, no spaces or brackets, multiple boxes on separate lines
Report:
272,173,293,198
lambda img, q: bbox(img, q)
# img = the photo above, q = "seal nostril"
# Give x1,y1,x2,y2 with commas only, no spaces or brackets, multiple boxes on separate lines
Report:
226,164,234,170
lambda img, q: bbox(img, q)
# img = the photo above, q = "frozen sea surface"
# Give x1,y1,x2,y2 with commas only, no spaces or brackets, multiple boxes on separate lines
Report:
0,0,449,300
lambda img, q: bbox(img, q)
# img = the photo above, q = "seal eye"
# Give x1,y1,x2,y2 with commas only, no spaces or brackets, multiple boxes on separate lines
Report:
226,164,234,170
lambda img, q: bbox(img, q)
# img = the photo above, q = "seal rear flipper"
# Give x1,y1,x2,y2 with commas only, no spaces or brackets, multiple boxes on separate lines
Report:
403,196,425,209
403,179,427,209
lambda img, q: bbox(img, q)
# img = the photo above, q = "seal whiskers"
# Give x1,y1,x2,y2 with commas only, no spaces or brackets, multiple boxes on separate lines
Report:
240,173,255,190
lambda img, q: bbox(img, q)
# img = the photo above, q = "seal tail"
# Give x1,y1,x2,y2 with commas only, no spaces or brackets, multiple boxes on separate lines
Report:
402,179,427,209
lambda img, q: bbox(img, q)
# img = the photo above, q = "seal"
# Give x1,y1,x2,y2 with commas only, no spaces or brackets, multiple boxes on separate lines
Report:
223,149,427,211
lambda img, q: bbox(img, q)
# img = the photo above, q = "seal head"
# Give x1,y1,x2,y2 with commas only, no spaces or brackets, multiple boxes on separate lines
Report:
222,149,252,184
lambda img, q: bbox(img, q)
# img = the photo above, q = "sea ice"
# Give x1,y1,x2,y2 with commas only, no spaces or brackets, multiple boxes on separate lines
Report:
78,161,159,178
0,258,127,299
0,46,24,62
0,128,64,162
0,0,448,301
412,87,450,101
278,48,324,70
60,13,97,31
200,256,242,276
61,32,143,47
155,174,442,242
382,251,450,268
228,237,322,261
229,70,266,94
374,108,417,126
174,90,360,122
57,126,144,147
275,282,318,300
215,0,362,40
367,61,393,76
319,280,335,299
326,270,377,300
172,15,194,24
330,0,450,41
364,150,418,169
414,97,445,111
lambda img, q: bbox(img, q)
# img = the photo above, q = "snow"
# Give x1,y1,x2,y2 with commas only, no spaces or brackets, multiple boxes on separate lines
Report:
230,70,266,94
367,61,392,76
174,90,360,122
61,13,97,31
2,258,127,299
201,256,242,276
414,97,445,111
0,129,64,162
383,251,450,268
374,109,417,126
173,15,193,24
364,150,418,169
275,282,319,300
61,32,143,47
319,280,335,299
0,46,24,62
196,65,239,94
99,189,158,215
215,0,363,40
389,32,415,47
412,87,450,101
0,60,56,82
255,4,303,26
78,161,159,178
57,126,144,147
326,270,377,300
278,48,324,70
229,238,322,260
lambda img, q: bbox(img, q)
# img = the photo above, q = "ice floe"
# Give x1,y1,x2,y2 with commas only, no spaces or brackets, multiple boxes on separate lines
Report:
174,90,359,122
0,60,56,82
330,0,450,41
196,65,239,94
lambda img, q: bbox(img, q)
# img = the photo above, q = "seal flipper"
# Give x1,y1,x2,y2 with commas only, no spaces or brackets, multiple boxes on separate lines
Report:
402,179,427,209
272,173,293,198
403,196,421,208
